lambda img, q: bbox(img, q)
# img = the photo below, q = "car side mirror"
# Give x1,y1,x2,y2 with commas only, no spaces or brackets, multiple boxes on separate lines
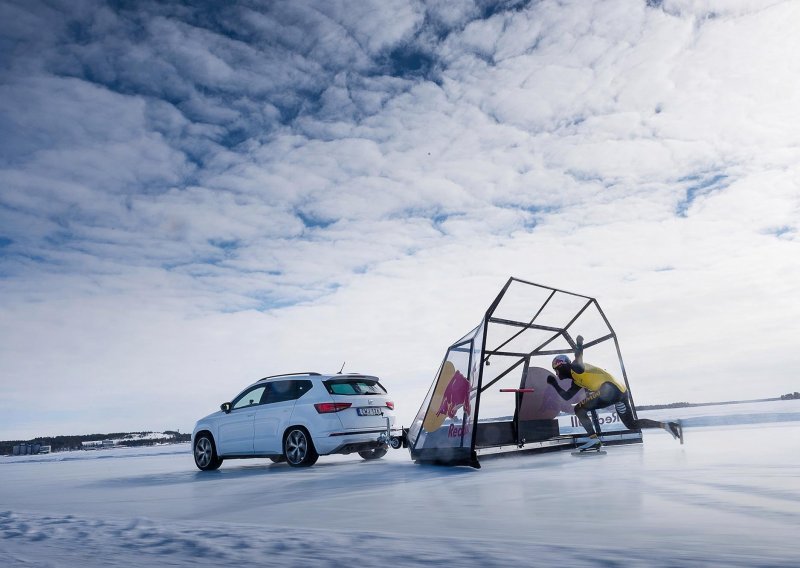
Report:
220,402,232,413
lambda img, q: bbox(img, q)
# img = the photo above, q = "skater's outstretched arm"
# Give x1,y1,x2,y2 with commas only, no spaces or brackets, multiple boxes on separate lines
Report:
572,334,585,374
547,374,582,400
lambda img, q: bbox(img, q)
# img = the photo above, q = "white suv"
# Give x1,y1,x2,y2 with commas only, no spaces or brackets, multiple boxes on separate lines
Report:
192,372,396,469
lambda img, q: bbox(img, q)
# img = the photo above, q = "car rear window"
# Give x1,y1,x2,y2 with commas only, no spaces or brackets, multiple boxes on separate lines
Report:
324,378,387,395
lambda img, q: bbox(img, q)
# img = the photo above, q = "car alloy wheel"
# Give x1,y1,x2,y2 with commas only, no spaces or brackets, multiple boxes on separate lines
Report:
195,436,212,468
193,434,222,471
284,427,318,467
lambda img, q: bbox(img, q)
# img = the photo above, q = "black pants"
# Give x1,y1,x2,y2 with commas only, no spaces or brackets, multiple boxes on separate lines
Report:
574,382,665,436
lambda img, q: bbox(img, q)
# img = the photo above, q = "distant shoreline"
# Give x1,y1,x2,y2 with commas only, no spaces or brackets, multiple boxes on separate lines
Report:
1,430,191,455
637,397,787,411
4,397,798,448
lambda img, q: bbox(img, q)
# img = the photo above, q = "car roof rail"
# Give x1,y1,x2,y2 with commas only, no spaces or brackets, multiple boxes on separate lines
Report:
327,374,378,379
257,372,321,382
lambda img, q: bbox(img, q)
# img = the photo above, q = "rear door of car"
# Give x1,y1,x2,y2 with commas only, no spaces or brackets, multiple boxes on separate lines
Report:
323,376,392,431
253,380,310,454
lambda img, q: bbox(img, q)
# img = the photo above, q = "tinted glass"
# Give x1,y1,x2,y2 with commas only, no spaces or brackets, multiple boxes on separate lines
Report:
324,378,387,395
295,380,313,399
262,379,315,404
264,380,296,404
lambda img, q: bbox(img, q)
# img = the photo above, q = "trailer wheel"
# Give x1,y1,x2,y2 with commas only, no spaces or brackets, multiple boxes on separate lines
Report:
359,447,388,460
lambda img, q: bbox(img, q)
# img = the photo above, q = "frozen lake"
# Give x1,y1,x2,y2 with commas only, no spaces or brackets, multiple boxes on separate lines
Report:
2,400,799,566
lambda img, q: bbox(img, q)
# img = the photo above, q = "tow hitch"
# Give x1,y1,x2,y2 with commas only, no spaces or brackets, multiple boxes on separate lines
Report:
377,416,407,449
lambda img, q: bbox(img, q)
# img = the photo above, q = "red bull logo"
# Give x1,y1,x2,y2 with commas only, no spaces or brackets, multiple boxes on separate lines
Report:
435,370,471,419
422,361,474,434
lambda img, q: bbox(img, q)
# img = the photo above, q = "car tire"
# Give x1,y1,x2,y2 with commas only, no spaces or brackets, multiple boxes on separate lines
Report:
194,433,223,471
358,446,388,460
283,427,318,467
269,456,286,464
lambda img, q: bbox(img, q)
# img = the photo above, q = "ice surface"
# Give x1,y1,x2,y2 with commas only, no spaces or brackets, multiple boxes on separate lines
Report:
2,400,799,567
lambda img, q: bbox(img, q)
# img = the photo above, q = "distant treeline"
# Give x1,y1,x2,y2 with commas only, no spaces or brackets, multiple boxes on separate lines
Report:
1,430,191,455
637,402,694,410
638,393,799,410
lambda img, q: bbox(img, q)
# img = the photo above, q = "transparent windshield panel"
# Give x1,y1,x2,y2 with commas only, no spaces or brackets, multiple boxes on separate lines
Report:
409,323,483,453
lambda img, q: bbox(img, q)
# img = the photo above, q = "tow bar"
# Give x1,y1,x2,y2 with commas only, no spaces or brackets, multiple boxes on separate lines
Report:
377,416,407,449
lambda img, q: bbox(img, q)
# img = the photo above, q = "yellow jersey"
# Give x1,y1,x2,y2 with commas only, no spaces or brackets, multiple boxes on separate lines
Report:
570,363,627,393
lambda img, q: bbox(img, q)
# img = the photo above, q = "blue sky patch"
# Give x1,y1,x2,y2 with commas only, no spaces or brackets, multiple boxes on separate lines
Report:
432,213,449,225
297,211,335,230
382,45,436,80
675,173,729,217
209,238,239,251
762,226,795,239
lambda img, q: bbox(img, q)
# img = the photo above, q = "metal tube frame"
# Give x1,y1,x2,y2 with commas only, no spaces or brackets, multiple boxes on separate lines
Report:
470,277,637,458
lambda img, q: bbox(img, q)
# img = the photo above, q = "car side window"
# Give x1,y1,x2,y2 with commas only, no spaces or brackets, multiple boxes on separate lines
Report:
232,386,266,410
295,380,313,399
262,380,295,405
260,380,314,405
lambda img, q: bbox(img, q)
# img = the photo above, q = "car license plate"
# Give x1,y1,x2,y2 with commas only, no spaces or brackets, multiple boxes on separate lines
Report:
357,407,383,416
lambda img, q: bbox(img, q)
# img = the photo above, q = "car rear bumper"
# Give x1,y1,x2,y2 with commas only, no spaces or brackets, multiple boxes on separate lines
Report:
328,440,387,455
314,429,389,455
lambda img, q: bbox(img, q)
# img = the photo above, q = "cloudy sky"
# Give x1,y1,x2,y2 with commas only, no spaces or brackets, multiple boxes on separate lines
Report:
1,0,798,440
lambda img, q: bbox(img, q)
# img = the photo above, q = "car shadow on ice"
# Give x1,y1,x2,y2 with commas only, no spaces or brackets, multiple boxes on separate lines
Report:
83,455,476,491
83,462,290,488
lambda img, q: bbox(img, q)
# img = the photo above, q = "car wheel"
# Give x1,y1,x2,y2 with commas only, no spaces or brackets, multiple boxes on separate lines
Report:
284,427,318,467
269,456,286,463
358,447,388,460
194,433,223,471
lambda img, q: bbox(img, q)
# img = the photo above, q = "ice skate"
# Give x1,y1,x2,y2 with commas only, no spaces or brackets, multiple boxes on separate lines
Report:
666,421,684,444
577,435,602,452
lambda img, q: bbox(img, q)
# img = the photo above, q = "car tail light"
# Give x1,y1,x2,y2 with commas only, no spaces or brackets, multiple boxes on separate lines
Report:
385,401,394,410
314,402,352,413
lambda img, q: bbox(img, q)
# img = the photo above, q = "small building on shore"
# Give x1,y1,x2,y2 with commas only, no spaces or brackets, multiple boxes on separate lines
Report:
81,440,115,450
12,443,50,455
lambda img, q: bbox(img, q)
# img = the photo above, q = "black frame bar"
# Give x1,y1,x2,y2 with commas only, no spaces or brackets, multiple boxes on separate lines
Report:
410,277,642,466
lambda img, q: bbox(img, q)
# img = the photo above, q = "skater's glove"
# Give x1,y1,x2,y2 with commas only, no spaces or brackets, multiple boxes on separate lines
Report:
576,335,584,347
546,375,558,387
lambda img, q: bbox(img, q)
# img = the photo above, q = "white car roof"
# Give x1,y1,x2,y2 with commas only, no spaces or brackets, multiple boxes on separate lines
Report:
249,372,381,386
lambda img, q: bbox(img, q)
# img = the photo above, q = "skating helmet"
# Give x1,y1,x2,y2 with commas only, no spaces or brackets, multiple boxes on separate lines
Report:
552,354,571,370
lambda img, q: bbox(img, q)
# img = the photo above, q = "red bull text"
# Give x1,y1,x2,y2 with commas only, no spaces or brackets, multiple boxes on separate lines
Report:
568,412,620,428
447,422,471,438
